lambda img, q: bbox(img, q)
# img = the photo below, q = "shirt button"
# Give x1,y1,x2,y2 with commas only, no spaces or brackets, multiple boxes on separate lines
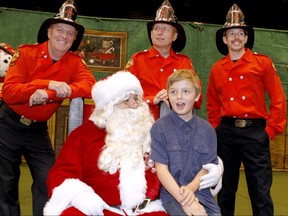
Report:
173,69,177,72
244,114,248,117
156,54,159,57
240,75,244,80
160,68,164,72
229,77,232,81
43,55,47,59
230,97,234,101
233,115,237,118
146,99,150,103
242,96,246,100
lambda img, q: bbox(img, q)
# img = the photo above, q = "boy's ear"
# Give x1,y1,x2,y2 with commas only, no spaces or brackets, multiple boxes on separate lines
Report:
195,93,201,102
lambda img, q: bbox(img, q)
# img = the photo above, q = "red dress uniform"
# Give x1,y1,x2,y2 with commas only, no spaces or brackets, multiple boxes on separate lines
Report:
126,46,202,119
46,120,167,216
2,41,96,121
207,48,286,139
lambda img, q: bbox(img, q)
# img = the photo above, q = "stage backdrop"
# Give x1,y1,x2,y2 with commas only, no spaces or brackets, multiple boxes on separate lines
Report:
1,8,288,170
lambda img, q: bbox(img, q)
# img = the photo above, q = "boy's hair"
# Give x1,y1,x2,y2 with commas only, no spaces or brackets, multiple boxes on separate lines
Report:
167,69,201,94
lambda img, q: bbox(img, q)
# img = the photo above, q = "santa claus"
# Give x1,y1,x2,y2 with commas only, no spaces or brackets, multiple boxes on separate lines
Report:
43,71,222,215
44,71,168,215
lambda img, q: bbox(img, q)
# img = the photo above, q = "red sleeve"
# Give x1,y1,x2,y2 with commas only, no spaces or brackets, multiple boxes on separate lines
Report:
66,57,96,99
2,47,51,104
46,122,104,197
262,57,286,139
145,169,160,200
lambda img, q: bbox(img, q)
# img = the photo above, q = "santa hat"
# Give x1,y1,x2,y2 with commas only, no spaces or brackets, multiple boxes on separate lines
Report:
216,3,254,55
91,71,143,110
37,0,84,51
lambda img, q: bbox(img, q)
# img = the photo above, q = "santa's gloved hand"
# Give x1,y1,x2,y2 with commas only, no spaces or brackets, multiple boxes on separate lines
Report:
71,191,109,215
210,174,222,196
199,156,224,190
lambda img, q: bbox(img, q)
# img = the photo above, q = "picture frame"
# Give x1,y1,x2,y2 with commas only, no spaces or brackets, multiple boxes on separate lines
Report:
78,29,127,72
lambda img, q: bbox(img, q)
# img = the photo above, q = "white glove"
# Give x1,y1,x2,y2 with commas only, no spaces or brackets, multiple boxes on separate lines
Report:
199,156,224,190
71,191,109,215
210,174,222,196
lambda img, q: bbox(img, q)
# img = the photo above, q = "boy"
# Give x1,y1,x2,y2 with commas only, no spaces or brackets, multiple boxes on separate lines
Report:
150,69,221,215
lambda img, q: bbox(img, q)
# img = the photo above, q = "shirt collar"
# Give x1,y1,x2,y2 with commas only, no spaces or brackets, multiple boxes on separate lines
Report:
170,110,196,128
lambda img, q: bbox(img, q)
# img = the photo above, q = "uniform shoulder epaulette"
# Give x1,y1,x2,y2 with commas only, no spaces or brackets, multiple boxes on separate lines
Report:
68,52,88,67
18,43,38,49
254,52,278,74
175,52,191,59
69,51,82,58
253,52,271,59
175,52,188,56
133,49,148,57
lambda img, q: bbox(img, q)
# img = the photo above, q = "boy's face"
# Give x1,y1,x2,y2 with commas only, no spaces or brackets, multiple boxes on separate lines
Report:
168,79,200,121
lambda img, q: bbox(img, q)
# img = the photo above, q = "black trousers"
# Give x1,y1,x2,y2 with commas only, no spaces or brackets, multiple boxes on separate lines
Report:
216,118,273,216
0,108,55,216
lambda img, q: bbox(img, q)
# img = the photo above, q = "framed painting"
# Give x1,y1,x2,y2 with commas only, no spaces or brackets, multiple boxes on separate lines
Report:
78,29,127,72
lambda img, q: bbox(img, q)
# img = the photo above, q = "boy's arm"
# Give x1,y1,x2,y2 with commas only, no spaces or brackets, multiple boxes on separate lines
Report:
155,162,208,216
155,162,182,202
185,168,208,193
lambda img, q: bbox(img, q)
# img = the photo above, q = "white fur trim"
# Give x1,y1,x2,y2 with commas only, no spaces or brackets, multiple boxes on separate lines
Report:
43,178,94,216
91,71,143,110
119,160,146,209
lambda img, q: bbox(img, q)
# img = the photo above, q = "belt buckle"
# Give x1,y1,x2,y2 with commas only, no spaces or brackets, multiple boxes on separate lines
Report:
235,119,247,128
20,116,32,126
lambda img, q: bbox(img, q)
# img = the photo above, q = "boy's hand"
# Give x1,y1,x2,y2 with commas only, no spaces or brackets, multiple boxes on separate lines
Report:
182,197,207,216
179,186,196,206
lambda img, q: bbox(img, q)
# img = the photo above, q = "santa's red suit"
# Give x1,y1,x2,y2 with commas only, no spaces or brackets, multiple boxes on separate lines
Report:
44,120,167,216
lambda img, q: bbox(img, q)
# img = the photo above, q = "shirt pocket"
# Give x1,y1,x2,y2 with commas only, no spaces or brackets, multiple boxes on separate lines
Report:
192,142,210,164
166,144,187,175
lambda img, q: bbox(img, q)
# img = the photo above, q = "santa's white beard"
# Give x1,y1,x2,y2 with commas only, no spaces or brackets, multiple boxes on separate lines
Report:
97,103,154,174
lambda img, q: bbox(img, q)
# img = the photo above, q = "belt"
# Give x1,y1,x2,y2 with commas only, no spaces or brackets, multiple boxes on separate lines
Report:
221,117,266,128
0,100,46,126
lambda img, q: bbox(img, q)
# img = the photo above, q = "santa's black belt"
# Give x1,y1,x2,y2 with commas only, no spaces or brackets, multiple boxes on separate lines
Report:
0,100,46,126
221,117,266,128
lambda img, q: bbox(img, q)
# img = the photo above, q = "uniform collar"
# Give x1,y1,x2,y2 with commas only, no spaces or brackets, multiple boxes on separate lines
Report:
36,41,50,59
37,41,70,61
148,46,180,60
223,48,253,64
